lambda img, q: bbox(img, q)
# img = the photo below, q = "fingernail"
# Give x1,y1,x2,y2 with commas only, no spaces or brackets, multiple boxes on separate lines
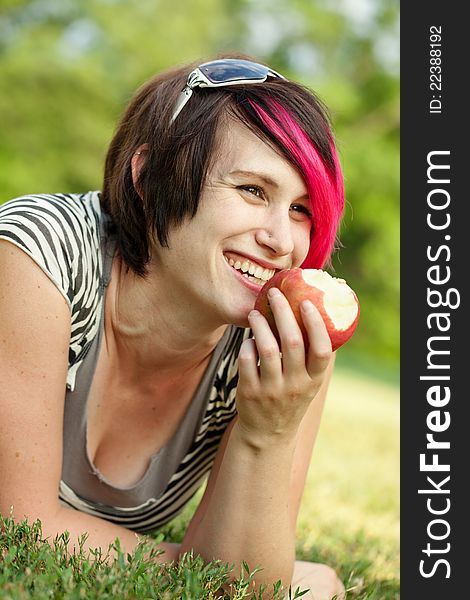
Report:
300,299,314,312
268,287,281,298
249,310,261,319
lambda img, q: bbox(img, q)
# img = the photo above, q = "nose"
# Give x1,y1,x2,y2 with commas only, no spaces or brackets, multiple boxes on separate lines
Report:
255,210,295,257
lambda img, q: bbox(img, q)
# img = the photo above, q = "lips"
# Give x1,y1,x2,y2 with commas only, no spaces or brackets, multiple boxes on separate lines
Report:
223,251,278,289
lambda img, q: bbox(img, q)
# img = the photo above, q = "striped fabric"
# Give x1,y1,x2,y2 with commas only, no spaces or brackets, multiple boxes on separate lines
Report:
0,192,248,533
0,192,104,391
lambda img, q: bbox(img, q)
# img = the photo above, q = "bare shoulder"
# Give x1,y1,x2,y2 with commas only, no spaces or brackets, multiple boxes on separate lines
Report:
0,240,71,520
0,239,71,367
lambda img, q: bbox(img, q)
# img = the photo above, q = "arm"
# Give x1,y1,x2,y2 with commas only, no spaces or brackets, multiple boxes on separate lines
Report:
0,241,178,563
181,289,334,593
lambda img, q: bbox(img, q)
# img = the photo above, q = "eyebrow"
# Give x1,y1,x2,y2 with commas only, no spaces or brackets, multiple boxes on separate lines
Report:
227,169,279,188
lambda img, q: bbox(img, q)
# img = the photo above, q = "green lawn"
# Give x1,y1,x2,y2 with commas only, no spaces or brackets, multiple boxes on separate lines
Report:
1,366,399,599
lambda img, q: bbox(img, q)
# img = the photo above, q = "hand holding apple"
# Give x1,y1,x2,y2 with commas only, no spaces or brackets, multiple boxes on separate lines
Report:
254,268,359,351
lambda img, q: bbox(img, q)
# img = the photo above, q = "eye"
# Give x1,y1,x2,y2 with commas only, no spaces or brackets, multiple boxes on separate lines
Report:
290,203,313,219
238,185,264,198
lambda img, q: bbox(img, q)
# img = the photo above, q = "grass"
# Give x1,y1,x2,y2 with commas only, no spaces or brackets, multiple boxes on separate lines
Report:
1,517,308,599
0,365,399,599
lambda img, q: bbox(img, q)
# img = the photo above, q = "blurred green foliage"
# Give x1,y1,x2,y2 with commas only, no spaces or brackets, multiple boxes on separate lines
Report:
0,0,399,368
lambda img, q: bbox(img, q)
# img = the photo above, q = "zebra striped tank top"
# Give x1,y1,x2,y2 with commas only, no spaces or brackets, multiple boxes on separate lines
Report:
0,192,249,532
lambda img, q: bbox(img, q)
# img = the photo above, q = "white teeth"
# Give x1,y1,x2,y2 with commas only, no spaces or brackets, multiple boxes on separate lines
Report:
225,255,276,282
258,267,275,281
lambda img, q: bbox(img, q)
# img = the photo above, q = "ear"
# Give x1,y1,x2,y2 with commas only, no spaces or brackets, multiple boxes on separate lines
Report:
131,143,149,189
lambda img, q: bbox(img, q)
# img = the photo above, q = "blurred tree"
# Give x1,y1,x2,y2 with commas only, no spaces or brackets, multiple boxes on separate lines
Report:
0,0,399,367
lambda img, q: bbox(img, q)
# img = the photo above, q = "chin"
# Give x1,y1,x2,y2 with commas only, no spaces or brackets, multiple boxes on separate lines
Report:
225,298,256,329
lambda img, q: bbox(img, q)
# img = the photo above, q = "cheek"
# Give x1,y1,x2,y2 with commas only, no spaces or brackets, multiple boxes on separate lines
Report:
293,224,312,267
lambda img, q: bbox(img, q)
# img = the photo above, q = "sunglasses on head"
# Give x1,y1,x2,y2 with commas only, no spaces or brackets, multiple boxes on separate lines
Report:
171,58,286,123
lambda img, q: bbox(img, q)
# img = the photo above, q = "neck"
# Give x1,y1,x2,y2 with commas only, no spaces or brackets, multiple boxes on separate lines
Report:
103,255,228,383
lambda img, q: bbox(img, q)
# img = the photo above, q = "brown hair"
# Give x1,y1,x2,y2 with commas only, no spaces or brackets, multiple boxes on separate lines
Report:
101,53,343,276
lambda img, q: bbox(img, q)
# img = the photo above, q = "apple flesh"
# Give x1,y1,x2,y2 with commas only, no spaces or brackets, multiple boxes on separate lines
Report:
254,268,360,352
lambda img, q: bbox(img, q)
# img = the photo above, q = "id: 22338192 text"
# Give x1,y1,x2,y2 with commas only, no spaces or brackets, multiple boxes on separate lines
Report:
429,25,442,114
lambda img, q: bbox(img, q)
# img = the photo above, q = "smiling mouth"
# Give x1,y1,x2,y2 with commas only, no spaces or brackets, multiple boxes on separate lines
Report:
224,254,276,287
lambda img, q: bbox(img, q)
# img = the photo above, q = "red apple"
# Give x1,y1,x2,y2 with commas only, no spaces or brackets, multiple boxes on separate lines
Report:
254,268,360,351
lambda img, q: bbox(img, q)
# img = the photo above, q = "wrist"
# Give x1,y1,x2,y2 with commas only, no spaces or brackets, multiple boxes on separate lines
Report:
233,419,298,454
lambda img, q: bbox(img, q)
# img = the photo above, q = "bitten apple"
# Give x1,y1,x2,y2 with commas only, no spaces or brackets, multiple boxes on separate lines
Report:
254,268,359,351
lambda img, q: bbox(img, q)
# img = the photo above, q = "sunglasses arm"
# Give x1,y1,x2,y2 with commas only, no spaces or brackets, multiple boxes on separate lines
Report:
171,87,193,123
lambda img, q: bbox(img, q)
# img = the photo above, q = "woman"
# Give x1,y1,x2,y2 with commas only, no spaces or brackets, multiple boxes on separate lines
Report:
0,55,345,599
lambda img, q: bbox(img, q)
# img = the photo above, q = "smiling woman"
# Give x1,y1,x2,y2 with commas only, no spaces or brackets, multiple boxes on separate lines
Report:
101,56,344,276
0,54,345,599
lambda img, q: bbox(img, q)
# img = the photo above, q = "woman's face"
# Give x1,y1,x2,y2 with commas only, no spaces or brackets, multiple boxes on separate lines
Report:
155,118,312,329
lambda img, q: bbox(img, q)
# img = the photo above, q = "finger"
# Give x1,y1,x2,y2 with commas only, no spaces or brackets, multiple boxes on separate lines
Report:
248,310,283,382
265,287,306,373
300,300,332,378
237,338,260,385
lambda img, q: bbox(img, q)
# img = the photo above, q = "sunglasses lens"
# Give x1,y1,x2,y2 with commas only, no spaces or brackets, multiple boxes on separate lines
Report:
200,59,270,84
172,59,284,122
